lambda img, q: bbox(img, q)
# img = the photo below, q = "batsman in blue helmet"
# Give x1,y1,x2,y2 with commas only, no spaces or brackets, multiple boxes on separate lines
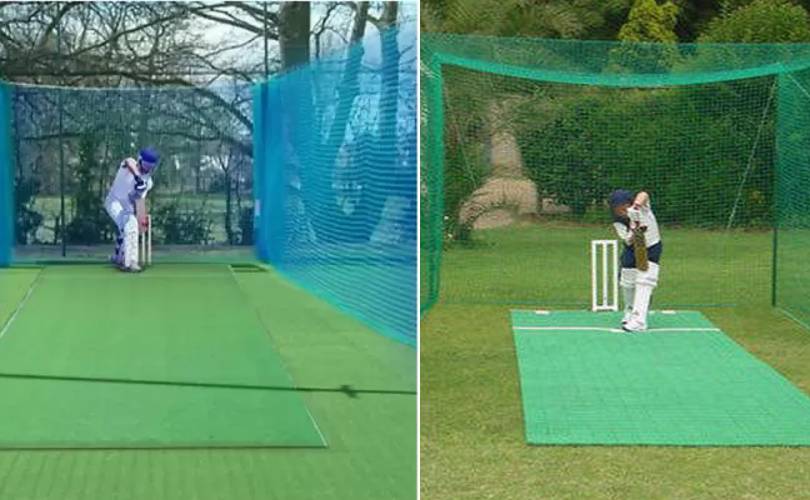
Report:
608,189,663,332
104,147,160,272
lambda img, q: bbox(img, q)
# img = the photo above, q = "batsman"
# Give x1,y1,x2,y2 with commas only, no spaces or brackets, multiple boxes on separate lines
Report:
608,189,662,332
104,147,159,272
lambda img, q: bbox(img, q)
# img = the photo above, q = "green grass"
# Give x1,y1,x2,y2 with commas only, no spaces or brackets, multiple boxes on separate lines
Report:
421,222,810,499
29,193,240,244
0,264,416,499
437,221,773,308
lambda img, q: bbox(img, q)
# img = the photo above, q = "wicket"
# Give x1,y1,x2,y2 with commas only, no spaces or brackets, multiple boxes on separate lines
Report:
591,239,618,312
139,214,152,267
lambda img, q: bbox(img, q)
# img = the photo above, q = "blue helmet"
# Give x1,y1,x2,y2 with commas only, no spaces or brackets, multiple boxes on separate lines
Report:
608,189,633,209
138,147,160,174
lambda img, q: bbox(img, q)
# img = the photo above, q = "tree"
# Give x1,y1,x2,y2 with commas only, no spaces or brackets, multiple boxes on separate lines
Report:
698,0,810,43
0,1,403,247
279,3,311,70
64,133,111,244
421,0,635,40
618,0,679,43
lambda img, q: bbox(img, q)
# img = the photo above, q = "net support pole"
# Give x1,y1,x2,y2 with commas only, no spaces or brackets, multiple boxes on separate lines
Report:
56,4,66,257
772,223,778,307
772,72,787,309
426,55,445,310
0,84,12,267
253,82,270,262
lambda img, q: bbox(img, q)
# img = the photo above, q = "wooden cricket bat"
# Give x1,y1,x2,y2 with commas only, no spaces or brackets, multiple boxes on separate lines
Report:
633,225,649,272
135,198,148,234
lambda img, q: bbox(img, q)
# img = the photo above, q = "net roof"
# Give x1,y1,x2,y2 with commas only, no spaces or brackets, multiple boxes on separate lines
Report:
422,33,810,87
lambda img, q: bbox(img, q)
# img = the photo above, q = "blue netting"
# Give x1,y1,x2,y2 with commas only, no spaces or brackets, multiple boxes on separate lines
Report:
253,27,417,345
0,84,12,266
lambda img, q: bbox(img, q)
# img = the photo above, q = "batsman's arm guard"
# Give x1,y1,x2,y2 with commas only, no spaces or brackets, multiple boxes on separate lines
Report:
613,222,634,246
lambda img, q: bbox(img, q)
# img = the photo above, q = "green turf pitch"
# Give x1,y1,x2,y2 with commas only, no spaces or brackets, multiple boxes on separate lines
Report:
0,264,324,449
511,310,810,446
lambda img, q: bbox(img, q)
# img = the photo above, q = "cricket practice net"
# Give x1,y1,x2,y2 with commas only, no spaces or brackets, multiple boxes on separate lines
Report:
1,81,254,261
421,34,810,327
253,27,417,344
0,27,417,345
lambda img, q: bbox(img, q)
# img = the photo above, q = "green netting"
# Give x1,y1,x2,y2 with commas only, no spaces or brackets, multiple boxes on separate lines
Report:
775,70,810,328
421,34,810,327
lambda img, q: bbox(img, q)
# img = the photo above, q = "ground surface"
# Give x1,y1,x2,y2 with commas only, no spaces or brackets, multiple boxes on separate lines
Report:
0,263,416,499
421,223,810,499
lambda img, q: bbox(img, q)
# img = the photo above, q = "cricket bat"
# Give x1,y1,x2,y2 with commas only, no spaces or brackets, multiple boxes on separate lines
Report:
633,225,649,272
135,198,148,234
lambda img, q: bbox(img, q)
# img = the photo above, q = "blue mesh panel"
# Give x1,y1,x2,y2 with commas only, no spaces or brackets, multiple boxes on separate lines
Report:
0,84,12,266
253,28,417,345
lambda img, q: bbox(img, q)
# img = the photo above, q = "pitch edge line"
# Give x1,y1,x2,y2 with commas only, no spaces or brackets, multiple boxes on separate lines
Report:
0,269,44,341
514,326,721,333
226,265,329,449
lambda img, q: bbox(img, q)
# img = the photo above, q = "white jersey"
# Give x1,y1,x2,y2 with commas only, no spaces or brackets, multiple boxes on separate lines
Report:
613,203,661,247
105,158,153,209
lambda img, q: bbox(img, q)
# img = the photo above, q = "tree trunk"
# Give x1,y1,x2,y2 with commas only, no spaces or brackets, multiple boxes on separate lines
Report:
381,2,398,26
225,169,233,244
279,3,311,70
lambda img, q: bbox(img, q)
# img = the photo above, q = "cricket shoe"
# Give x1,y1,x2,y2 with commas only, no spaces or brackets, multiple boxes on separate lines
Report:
622,309,633,325
120,263,143,273
622,318,647,332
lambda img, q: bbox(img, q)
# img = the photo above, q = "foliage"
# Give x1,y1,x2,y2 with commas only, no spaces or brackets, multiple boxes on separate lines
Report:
422,0,810,45
518,95,609,218
421,0,634,40
64,133,114,244
153,200,213,245
511,82,774,227
618,0,679,43
442,149,487,243
14,176,43,244
207,171,229,194
699,0,810,43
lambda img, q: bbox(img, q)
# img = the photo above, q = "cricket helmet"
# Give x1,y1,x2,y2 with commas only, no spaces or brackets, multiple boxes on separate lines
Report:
138,147,160,174
608,189,633,209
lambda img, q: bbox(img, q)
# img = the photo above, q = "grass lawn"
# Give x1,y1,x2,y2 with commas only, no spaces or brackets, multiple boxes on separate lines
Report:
420,222,810,499
29,193,241,244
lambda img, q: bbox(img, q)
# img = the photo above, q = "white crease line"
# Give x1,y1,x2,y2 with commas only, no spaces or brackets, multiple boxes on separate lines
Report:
0,270,43,341
514,326,721,333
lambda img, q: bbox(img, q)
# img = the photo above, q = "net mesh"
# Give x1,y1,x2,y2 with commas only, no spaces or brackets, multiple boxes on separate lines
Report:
5,80,253,262
776,69,810,328
0,85,11,266
421,33,810,327
253,28,417,345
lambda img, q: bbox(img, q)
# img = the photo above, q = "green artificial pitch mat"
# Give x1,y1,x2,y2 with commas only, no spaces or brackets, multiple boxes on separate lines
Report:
0,264,325,449
511,310,810,446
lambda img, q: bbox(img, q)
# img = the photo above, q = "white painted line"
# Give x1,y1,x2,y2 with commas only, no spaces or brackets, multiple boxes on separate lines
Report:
516,326,625,332
646,328,720,332
514,326,720,333
0,269,43,341
227,265,329,448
